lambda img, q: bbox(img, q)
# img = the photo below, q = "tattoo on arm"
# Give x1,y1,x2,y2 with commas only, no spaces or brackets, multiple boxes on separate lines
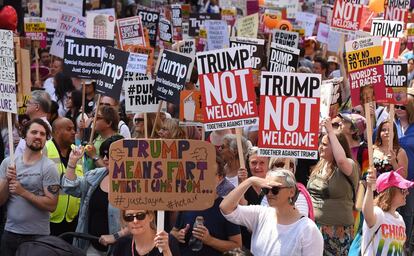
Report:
47,185,60,196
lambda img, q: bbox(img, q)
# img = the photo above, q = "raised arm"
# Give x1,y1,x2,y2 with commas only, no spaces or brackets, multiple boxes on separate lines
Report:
362,168,377,228
65,146,85,181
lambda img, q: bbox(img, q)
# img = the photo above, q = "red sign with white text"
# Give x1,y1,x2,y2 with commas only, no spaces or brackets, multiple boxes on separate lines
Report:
384,1,409,23
331,0,363,33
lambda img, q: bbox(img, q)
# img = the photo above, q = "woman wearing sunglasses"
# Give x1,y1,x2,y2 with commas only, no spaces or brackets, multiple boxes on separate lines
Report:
362,169,414,255
220,168,323,256
113,210,180,256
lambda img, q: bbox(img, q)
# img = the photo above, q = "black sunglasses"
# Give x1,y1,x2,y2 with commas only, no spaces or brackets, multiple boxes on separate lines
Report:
352,109,362,114
123,212,147,222
395,105,406,110
261,186,288,195
134,118,144,123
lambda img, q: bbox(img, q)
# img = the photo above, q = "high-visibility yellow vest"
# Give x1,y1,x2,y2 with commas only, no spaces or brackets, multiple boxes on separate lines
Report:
46,141,83,223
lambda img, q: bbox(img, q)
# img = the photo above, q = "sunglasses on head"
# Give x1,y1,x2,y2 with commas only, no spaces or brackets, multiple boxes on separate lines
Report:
395,105,406,110
261,186,288,195
123,212,147,222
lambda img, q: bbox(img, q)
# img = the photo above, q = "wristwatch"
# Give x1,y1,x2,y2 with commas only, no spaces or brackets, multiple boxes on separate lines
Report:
113,232,120,241
93,155,100,162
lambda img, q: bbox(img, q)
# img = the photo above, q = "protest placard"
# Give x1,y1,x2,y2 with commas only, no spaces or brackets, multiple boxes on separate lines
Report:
50,13,86,58
108,139,217,211
384,0,409,22
63,36,114,79
331,0,363,33
189,13,221,37
345,36,386,107
96,47,130,101
229,37,265,70
126,53,148,74
178,39,196,56
235,13,259,38
322,77,344,118
179,90,204,125
124,45,154,76
153,50,193,105
87,8,116,17
258,72,321,160
272,29,299,48
384,60,408,105
197,46,259,131
268,43,300,72
0,29,17,113
205,20,229,50
171,4,182,27
116,16,146,49
24,19,47,48
295,12,317,37
137,9,160,48
124,73,165,113
42,0,83,29
221,7,237,26
407,23,414,43
159,18,173,44
320,82,333,121
327,29,343,52
86,13,115,40
317,23,330,44
370,19,403,59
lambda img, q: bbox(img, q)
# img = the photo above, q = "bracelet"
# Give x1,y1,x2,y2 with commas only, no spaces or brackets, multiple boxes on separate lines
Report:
113,232,120,240
67,164,76,169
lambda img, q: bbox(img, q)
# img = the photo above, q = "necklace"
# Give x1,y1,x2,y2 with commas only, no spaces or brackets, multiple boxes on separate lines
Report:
131,239,154,256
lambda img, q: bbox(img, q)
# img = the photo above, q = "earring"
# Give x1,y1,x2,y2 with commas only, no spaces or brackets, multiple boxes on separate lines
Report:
288,197,294,205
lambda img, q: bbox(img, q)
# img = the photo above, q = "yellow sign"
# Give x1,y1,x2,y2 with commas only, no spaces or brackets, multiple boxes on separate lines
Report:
24,22,46,33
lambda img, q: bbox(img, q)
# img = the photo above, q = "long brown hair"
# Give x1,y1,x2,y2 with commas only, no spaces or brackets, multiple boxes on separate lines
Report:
375,187,397,212
374,120,400,151
311,133,353,179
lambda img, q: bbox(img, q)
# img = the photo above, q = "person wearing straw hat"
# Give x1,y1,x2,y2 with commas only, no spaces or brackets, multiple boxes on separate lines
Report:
361,169,414,255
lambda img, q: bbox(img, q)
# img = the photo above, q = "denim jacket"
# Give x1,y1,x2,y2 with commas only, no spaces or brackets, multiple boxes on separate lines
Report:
61,167,120,252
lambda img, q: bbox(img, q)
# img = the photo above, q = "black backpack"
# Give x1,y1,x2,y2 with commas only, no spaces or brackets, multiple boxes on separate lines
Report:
15,235,86,256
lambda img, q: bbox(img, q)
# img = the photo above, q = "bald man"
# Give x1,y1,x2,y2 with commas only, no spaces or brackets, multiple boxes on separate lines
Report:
45,118,83,240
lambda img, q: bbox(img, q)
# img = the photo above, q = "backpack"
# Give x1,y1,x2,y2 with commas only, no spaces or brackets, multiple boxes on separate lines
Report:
15,235,86,256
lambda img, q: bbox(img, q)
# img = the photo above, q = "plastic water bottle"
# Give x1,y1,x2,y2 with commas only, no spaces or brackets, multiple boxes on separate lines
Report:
189,216,204,251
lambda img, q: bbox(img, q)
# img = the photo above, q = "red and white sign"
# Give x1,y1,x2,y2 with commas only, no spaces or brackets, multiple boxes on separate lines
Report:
331,0,363,33
384,0,409,23
370,19,403,59
258,72,321,160
196,46,259,131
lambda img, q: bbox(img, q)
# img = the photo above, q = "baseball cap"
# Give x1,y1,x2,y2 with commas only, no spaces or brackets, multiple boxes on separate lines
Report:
327,56,339,64
338,113,366,136
376,170,414,193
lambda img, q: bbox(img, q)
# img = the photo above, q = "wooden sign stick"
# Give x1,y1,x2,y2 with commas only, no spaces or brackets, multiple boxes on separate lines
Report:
7,113,14,164
364,102,375,176
236,127,246,168
144,112,148,139
81,81,86,125
88,94,101,144
388,104,395,154
151,100,163,138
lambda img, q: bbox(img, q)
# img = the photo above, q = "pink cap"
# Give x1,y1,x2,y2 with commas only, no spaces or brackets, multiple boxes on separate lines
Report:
376,170,414,193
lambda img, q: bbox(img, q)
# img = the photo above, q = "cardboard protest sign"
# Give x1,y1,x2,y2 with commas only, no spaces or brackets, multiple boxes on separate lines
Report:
126,53,148,74
258,72,321,159
0,30,17,113
138,9,160,48
86,13,115,40
189,13,221,37
63,36,114,79
197,46,259,131
205,20,229,50
320,82,333,121
235,13,259,38
331,0,363,33
50,13,86,58
317,23,330,44
268,43,300,72
24,19,47,48
124,45,154,76
96,47,130,101
346,36,386,107
153,50,193,105
295,12,317,37
322,78,344,118
407,23,414,43
327,29,343,52
384,60,408,105
370,19,403,60
178,39,196,56
87,8,116,17
171,4,182,27
116,16,146,49
159,18,173,44
179,90,204,125
124,73,165,113
42,0,83,29
108,139,217,211
221,7,237,26
229,37,265,70
384,0,409,22
272,29,299,48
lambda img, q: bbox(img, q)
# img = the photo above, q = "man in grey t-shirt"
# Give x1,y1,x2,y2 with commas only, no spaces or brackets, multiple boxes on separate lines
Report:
0,118,59,255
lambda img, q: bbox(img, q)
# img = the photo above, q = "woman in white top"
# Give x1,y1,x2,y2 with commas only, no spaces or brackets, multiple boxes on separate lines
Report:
362,169,414,255
220,168,323,256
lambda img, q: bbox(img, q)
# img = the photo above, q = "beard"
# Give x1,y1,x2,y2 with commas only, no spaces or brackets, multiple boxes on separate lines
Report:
26,141,44,152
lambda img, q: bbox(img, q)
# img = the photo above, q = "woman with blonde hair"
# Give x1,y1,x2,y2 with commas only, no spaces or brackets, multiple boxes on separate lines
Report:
113,210,180,256
158,118,186,139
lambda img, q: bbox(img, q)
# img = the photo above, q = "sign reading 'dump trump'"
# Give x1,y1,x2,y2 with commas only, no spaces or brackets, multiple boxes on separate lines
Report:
384,60,408,104
258,72,321,160
229,37,265,70
63,36,114,79
384,0,409,23
108,139,217,211
96,47,130,100
268,42,300,72
197,46,259,131
153,50,193,105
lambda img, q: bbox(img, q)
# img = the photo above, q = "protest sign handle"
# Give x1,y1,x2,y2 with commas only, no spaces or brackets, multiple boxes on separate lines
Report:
388,104,395,154
7,113,14,165
364,103,375,175
34,46,40,84
201,126,205,141
284,158,290,170
89,94,101,144
151,101,163,138
235,128,245,169
157,210,164,253
81,81,86,129
144,113,148,138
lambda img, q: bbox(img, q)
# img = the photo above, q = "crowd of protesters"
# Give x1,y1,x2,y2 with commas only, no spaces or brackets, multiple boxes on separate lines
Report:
1,0,414,256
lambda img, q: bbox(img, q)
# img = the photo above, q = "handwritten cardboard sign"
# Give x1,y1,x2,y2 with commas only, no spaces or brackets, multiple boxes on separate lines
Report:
42,0,83,29
331,0,363,33
235,13,259,38
205,20,229,50
116,16,146,49
258,72,321,160
108,139,217,211
384,60,408,104
0,29,17,113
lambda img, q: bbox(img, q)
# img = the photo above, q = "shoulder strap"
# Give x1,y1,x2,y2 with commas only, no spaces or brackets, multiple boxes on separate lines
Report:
361,225,381,255
344,173,356,205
